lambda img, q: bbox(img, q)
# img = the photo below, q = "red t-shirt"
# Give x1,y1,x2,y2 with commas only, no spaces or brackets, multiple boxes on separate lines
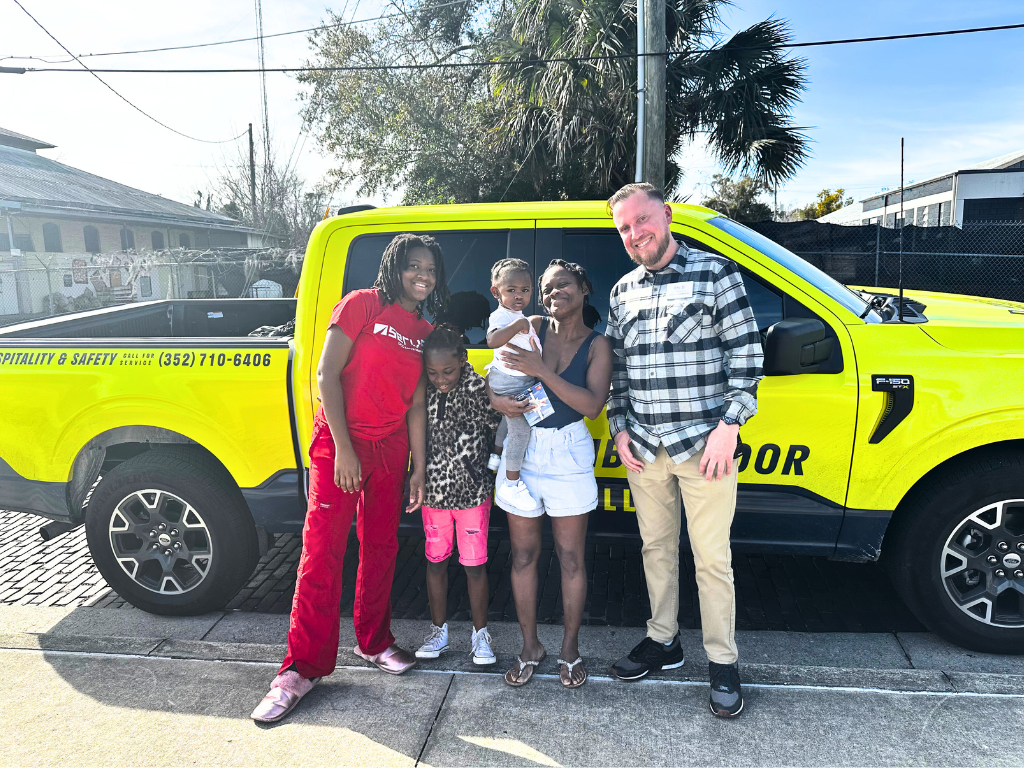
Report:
316,289,433,441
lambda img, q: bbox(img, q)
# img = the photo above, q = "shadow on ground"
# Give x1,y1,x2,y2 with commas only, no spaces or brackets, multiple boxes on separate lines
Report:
145,529,925,633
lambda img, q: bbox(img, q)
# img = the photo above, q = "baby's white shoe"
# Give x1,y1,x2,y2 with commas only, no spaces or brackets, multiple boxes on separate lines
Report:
487,453,501,472
496,479,538,512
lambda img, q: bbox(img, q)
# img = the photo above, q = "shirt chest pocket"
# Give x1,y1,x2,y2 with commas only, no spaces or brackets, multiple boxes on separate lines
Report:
665,302,705,344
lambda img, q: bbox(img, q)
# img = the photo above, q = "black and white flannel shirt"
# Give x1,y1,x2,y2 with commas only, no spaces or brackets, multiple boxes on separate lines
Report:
605,242,764,464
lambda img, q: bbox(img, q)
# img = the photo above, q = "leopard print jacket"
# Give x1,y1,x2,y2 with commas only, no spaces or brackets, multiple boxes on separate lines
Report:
425,363,502,510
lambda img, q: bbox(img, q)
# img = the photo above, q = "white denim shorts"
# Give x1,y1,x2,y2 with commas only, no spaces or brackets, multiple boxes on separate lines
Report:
496,419,598,518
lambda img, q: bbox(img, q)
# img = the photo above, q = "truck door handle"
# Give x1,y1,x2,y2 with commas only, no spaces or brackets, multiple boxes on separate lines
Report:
869,375,914,444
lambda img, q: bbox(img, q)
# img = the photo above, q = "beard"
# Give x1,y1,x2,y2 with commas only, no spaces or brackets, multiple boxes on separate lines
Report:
626,228,674,268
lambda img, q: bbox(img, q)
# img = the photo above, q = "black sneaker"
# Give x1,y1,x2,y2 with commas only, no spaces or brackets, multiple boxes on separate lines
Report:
709,662,744,717
610,635,685,680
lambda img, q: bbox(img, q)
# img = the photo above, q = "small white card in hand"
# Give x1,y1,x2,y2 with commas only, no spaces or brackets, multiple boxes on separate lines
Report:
514,382,554,426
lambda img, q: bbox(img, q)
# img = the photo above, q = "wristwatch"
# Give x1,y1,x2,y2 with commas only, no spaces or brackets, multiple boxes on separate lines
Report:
721,415,739,426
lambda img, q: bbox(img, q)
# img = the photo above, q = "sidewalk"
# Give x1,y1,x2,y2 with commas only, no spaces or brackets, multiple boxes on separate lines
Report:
0,604,1018,694
1,604,1022,766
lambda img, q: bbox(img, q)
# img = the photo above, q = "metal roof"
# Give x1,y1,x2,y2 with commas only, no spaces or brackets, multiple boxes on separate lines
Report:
0,127,55,152
966,148,1024,170
858,149,1024,206
0,143,254,232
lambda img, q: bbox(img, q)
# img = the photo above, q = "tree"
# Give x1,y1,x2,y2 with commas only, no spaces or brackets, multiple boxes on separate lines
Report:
210,131,329,249
701,174,772,222
793,188,854,220
296,2,523,204
490,0,809,198
298,0,809,203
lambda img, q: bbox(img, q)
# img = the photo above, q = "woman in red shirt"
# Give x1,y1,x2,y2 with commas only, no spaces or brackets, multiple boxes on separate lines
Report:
252,234,449,723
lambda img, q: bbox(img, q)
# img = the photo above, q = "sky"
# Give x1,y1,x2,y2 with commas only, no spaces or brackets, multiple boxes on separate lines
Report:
0,0,1022,212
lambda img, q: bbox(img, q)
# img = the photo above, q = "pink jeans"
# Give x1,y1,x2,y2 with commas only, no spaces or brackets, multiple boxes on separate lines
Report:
421,501,491,566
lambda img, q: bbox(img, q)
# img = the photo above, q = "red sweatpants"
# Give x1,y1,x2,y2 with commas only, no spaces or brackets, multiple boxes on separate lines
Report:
279,422,408,678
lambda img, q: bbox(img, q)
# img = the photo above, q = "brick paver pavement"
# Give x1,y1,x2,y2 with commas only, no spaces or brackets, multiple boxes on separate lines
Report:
0,510,924,632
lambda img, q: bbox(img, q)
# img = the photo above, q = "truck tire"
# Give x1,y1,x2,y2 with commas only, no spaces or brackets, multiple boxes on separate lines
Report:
85,447,260,616
885,450,1024,654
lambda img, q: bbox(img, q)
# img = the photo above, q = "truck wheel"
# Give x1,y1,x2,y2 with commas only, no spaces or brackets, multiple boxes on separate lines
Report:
886,450,1024,654
85,447,260,616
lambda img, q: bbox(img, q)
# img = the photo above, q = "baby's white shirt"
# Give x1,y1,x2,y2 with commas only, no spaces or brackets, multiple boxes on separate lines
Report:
487,305,542,377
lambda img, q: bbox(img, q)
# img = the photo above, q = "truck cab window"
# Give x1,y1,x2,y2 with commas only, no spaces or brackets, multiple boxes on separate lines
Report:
559,228,785,335
737,269,784,333
558,231,635,334
344,230,526,346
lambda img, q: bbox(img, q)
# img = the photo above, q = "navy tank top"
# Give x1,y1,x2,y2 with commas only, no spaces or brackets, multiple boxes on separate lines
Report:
538,318,599,429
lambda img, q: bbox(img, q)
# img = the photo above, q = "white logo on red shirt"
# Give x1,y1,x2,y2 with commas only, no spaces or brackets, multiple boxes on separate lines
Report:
373,323,424,352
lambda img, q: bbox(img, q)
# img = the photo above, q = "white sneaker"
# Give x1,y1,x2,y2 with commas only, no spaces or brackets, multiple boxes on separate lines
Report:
487,453,501,472
495,479,538,512
415,623,449,659
471,626,496,665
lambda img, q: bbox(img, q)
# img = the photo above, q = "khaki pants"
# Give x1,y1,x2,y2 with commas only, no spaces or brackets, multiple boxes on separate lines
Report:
627,445,738,664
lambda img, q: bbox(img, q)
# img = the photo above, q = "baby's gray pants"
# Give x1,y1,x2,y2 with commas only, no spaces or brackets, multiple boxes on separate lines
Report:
488,369,535,473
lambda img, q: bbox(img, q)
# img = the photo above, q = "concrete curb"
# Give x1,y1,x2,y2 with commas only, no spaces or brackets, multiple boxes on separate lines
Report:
2,629,1022,696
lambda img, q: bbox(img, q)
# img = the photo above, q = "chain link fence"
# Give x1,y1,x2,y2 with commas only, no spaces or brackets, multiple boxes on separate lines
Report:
3,222,1023,327
0,249,303,327
748,221,1024,303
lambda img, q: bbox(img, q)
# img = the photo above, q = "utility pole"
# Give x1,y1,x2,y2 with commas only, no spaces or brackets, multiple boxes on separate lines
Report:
641,0,666,189
634,0,645,182
248,123,257,225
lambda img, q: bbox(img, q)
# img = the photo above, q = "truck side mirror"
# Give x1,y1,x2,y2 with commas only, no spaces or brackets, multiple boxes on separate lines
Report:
763,319,834,376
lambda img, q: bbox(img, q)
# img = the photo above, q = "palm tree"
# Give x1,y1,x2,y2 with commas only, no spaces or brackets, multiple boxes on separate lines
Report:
489,0,809,198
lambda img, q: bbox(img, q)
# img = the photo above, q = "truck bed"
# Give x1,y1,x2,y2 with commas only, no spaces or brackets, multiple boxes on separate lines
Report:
0,299,296,339
0,297,303,528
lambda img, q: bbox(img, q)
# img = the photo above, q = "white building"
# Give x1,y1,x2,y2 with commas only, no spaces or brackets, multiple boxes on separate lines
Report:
819,149,1024,228
0,127,279,317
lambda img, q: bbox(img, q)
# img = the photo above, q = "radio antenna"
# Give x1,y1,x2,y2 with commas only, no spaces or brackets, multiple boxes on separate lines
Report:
899,137,905,322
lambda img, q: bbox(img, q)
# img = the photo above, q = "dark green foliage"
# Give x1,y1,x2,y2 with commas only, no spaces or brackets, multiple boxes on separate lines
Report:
298,0,809,203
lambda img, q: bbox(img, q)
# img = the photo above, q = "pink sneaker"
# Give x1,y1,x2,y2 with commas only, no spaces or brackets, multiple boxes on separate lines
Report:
354,643,418,675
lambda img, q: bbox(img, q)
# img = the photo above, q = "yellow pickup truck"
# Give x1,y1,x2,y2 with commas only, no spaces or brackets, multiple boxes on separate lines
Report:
2,201,1023,653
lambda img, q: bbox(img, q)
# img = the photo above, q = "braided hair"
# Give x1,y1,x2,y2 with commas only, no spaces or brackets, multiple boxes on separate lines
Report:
490,257,533,286
423,322,466,361
373,233,450,319
541,259,594,308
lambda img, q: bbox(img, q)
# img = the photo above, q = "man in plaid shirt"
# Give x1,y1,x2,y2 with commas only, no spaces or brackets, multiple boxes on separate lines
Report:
604,183,763,718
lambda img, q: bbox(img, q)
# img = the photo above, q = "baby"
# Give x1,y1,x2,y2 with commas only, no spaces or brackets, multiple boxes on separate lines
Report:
486,258,542,513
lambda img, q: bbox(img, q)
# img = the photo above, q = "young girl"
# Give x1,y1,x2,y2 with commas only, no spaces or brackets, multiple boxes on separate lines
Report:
251,233,449,724
415,324,503,664
486,258,543,513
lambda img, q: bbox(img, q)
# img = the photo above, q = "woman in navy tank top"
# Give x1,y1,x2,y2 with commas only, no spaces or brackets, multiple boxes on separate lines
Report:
489,259,613,689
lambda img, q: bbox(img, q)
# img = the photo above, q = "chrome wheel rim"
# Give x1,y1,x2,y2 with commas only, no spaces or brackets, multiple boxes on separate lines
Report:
108,489,213,594
940,499,1024,628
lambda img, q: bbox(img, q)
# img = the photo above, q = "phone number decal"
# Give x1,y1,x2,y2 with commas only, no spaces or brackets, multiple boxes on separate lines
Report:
1,349,278,369
159,351,274,368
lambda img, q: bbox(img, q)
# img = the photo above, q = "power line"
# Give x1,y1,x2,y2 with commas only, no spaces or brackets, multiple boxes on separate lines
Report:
16,20,1024,76
787,22,1024,48
8,0,247,144
0,0,476,63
